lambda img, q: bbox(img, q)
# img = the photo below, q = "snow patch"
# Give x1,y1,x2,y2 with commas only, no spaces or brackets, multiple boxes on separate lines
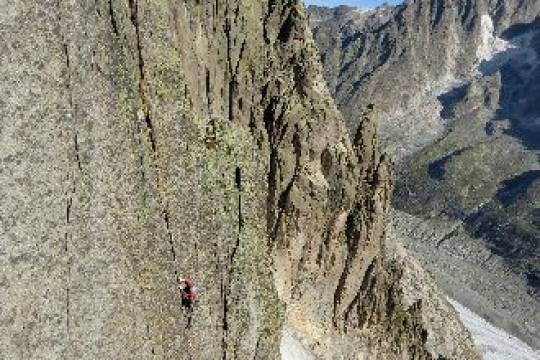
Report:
476,15,515,64
449,299,540,360
281,327,316,360
475,15,539,77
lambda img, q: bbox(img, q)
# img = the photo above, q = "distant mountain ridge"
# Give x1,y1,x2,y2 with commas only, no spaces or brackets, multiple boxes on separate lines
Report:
309,0,540,350
309,0,540,157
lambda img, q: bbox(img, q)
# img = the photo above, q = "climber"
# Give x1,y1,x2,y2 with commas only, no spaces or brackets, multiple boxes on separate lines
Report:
177,277,198,310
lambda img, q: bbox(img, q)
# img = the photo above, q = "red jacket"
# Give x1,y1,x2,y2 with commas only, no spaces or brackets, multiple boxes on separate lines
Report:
182,289,197,300
181,280,197,300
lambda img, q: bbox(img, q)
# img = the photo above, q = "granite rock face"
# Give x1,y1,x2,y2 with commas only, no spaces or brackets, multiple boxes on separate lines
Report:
1,1,477,359
2,1,282,358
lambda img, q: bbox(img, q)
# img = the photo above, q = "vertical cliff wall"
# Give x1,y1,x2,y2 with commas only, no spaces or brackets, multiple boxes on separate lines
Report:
1,0,477,359
2,1,282,358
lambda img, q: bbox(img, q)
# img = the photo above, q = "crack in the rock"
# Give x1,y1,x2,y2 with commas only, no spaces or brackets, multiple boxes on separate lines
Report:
127,0,175,263
213,0,219,33
224,3,246,123
221,276,228,360
225,3,234,122
163,210,176,262
108,0,119,36
436,227,459,248
56,0,75,340
60,26,74,111
74,134,82,171
66,288,70,331
234,39,246,78
129,0,156,153
270,130,302,244
263,93,293,244
65,167,75,336
277,3,296,43
228,77,238,122
205,67,212,113
66,196,72,224
229,167,243,265
263,0,278,42
263,95,289,151
63,43,70,77
221,167,245,359
332,206,367,326
144,113,157,153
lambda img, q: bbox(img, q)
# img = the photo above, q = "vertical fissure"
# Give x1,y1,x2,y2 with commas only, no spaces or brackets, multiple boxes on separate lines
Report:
224,3,246,124
144,113,157,153
222,167,244,359
225,3,234,122
270,130,302,244
263,0,278,42
66,288,70,332
65,181,73,333
108,0,119,36
61,35,74,111
263,95,291,245
129,0,156,153
234,39,246,78
74,134,82,170
127,0,175,262
63,44,71,79
205,67,212,113
66,196,72,224
57,0,75,341
221,276,228,360
163,210,176,261
230,167,243,264
333,208,361,327
228,77,237,122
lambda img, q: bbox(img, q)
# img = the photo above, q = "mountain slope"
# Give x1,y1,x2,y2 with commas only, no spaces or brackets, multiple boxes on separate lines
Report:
310,0,540,158
309,0,540,350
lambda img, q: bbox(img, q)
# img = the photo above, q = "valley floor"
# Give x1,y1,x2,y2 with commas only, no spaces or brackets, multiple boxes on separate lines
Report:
390,209,540,349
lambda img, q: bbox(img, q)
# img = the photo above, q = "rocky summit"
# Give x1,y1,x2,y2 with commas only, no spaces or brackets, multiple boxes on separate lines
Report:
309,0,540,350
0,0,479,359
